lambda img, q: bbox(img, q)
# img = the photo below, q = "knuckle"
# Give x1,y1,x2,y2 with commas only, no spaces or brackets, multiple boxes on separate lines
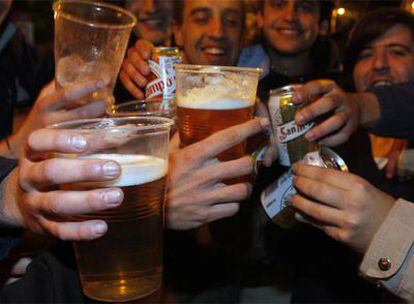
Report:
40,160,60,184
225,129,243,145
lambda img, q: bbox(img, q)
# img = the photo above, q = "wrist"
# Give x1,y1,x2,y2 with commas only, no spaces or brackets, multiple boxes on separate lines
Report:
353,92,381,129
1,169,25,228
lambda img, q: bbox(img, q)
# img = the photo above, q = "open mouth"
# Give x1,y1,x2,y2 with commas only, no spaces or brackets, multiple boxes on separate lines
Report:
139,17,166,28
274,27,303,37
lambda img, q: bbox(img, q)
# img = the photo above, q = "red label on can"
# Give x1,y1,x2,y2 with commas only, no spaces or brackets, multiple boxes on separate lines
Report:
146,56,180,100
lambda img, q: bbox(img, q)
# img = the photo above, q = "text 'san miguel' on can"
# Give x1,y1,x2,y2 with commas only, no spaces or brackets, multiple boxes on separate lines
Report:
260,147,348,229
268,84,319,167
145,47,182,101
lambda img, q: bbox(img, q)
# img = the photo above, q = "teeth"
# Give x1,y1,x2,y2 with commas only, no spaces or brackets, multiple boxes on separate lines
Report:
278,29,300,34
372,80,392,87
144,19,163,25
204,48,225,55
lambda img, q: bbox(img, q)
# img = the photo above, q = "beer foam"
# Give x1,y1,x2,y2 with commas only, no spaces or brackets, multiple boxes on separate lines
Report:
82,154,167,187
178,97,252,110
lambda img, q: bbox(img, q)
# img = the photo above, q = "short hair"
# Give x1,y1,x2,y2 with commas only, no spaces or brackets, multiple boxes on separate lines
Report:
258,0,334,24
173,0,246,26
345,8,414,74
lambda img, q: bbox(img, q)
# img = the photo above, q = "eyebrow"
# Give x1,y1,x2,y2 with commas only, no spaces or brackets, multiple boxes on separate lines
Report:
363,43,414,52
189,7,242,18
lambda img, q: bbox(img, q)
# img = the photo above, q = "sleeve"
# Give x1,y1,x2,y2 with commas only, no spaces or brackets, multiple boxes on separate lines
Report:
369,82,414,140
0,157,21,260
359,199,414,302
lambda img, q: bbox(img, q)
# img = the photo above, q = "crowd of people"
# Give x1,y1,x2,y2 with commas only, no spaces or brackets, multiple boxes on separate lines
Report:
0,0,413,303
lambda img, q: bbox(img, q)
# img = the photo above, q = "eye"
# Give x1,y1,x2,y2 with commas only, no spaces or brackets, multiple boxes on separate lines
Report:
269,0,286,10
223,14,241,27
297,1,318,13
357,49,373,61
388,47,411,57
192,12,210,25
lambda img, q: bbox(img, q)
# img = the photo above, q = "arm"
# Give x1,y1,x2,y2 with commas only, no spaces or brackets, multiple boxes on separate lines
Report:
359,199,414,302
289,163,414,301
369,82,414,139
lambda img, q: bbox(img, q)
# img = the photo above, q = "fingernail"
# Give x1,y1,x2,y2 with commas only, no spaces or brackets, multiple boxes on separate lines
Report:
292,92,302,103
97,80,105,89
104,190,122,206
296,113,305,125
260,117,270,127
103,161,120,178
305,131,315,141
71,135,87,150
294,212,304,222
93,222,107,236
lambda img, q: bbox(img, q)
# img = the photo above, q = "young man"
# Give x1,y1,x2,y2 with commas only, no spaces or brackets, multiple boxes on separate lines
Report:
347,8,414,178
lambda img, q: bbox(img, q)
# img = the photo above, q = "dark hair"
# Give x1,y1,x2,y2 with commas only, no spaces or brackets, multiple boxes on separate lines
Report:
345,8,414,74
258,0,334,24
173,0,246,26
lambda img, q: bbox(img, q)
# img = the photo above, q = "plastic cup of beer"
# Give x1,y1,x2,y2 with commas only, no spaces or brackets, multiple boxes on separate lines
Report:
51,117,172,302
175,64,262,161
53,1,136,108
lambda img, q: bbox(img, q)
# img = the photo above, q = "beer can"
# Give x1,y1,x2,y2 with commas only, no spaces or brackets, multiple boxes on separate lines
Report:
145,47,182,101
268,85,319,166
260,147,348,229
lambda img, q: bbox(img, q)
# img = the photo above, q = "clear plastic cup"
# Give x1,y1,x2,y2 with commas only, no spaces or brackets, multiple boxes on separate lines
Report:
53,1,136,108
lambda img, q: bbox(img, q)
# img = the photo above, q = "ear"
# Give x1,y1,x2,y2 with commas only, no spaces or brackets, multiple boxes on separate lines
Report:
319,20,329,36
173,22,184,48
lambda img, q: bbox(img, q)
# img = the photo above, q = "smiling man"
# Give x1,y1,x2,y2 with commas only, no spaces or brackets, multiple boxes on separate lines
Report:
172,0,244,66
346,8,414,176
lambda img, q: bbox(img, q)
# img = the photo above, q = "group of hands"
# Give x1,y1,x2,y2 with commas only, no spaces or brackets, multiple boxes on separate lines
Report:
2,43,396,258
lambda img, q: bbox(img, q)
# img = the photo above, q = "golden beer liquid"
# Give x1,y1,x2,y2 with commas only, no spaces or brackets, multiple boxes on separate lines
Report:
64,154,167,302
177,105,254,161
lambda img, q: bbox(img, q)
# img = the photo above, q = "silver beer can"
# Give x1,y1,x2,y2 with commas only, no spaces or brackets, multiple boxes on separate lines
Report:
260,147,348,229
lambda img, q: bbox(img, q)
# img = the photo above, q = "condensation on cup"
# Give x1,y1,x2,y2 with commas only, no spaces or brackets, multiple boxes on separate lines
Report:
268,84,319,167
260,147,348,229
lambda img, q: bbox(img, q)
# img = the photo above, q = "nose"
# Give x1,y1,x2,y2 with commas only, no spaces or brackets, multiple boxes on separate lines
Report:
372,49,390,74
283,1,297,22
208,17,225,39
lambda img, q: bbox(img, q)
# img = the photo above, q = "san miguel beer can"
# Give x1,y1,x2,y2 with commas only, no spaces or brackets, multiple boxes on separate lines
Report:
260,147,348,229
268,85,319,166
145,47,182,101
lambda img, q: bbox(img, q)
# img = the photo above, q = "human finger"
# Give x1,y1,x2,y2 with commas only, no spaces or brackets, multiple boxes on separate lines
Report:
23,158,121,187
292,79,336,105
39,218,108,241
134,39,153,61
304,110,348,142
317,120,355,147
27,129,89,154
119,71,145,99
292,163,356,189
204,202,240,223
186,118,269,165
56,100,108,123
292,175,346,209
126,47,151,77
295,94,340,126
40,80,105,111
122,60,147,88
289,194,343,226
28,188,123,216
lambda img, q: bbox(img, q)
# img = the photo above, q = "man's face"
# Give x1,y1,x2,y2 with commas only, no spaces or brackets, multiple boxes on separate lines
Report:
174,0,244,66
259,0,320,55
126,0,173,46
353,24,414,92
